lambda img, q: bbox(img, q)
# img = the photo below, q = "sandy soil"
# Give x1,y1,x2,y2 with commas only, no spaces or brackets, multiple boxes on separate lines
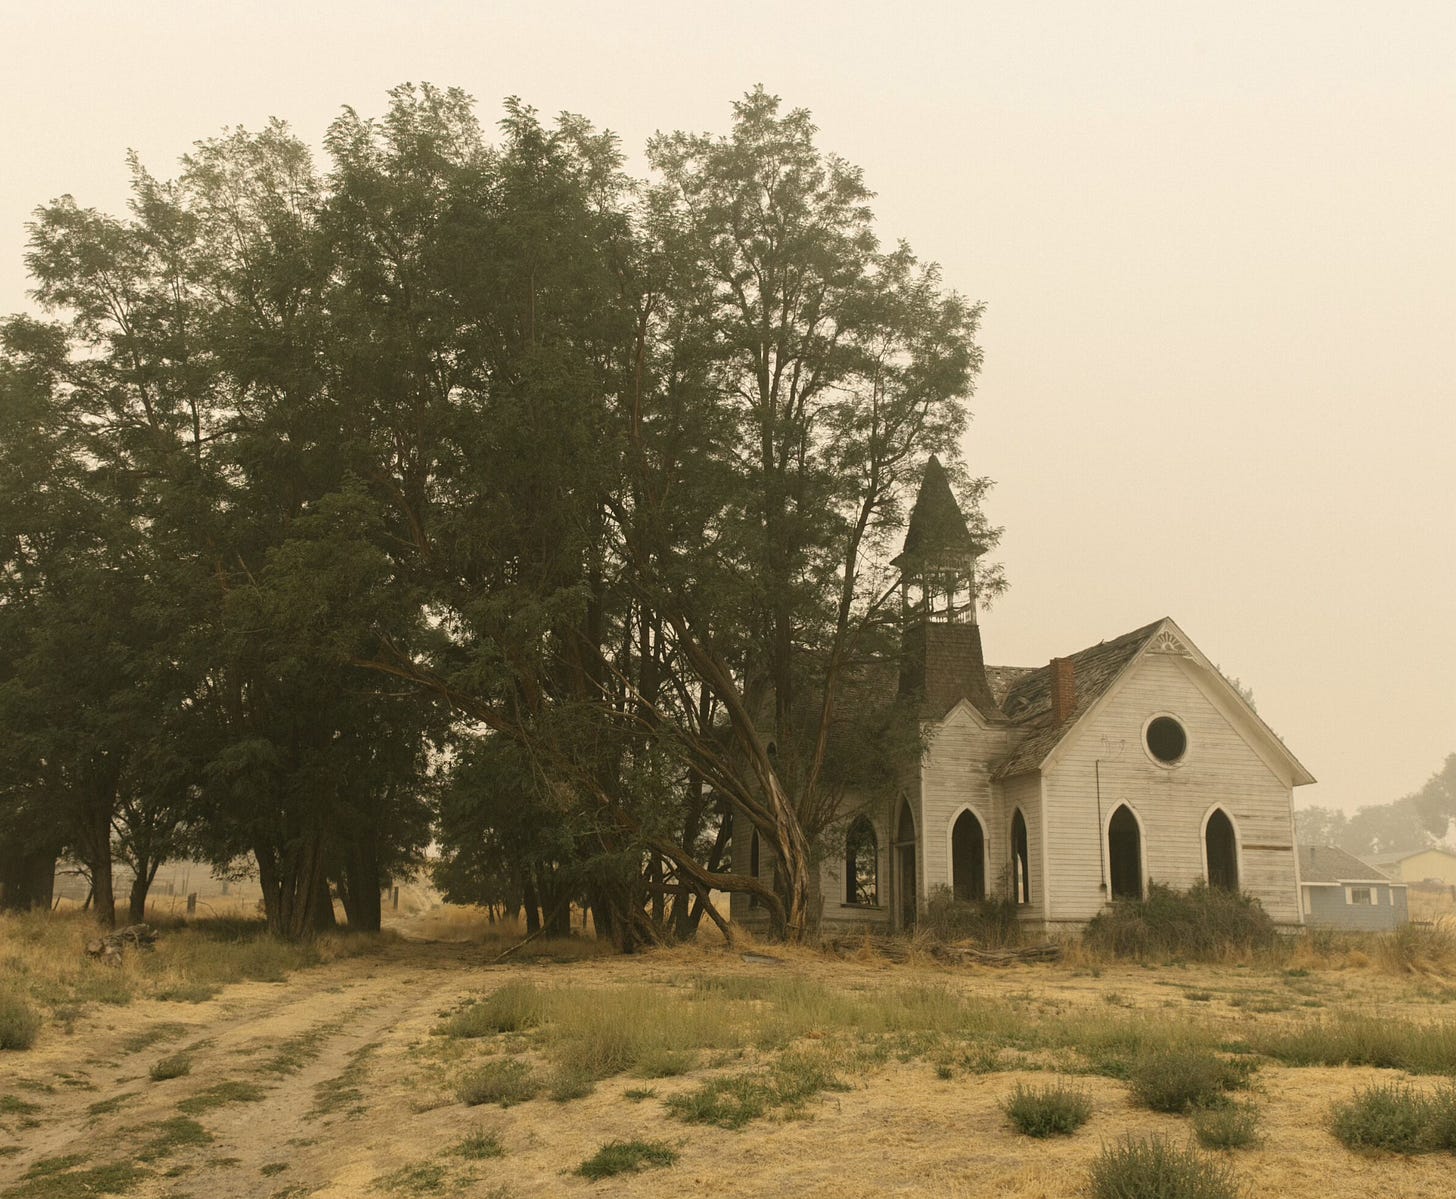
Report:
2,923,1454,1198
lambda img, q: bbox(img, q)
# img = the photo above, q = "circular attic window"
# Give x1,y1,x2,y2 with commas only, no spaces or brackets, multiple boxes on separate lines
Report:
1145,716,1188,765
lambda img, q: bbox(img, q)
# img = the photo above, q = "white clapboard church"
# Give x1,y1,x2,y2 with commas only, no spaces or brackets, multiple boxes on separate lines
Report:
731,457,1314,933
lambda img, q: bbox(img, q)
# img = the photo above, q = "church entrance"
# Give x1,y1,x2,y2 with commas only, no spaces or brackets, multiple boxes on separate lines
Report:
951,810,986,901
894,802,917,930
1108,805,1143,900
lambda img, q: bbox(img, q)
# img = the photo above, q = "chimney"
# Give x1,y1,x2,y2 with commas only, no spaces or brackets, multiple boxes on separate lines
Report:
1050,657,1076,725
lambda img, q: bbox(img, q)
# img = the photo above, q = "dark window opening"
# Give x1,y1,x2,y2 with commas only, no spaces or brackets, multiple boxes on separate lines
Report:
952,810,986,901
895,802,917,928
1205,809,1238,891
1011,810,1030,905
1146,715,1187,764
844,817,878,905
1108,804,1143,900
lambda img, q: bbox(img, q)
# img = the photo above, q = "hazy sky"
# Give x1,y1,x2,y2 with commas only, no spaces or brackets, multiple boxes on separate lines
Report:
2,2,1452,814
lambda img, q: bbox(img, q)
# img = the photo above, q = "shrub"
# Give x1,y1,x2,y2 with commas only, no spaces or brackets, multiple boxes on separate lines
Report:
0,993,41,1051
576,1139,678,1180
1193,1103,1261,1150
1331,1082,1431,1153
1082,882,1276,960
456,1058,538,1107
666,1052,847,1129
148,1053,192,1081
1002,1081,1092,1137
1088,1135,1241,1199
1127,1045,1253,1114
922,887,1021,947
438,983,546,1038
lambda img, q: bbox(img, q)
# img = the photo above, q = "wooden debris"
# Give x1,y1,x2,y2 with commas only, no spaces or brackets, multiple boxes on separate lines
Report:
85,923,158,964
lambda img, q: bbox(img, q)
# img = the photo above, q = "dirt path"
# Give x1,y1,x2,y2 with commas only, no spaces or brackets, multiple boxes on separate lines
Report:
3,938,1454,1199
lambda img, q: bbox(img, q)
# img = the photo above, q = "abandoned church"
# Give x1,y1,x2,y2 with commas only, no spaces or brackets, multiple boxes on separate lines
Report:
731,457,1315,934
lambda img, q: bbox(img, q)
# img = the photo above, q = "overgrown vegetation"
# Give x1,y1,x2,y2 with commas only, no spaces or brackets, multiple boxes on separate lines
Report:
575,1139,679,1180
921,888,1021,947
1126,1045,1255,1114
456,1058,539,1107
0,993,40,1050
1002,1081,1092,1137
665,1051,848,1129
1088,1135,1242,1199
1248,1013,1456,1075
1331,1081,1456,1154
148,1053,191,1081
1082,883,1276,960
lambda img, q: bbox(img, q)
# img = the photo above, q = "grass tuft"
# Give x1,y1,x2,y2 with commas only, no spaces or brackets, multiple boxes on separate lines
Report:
149,1053,192,1082
1193,1103,1262,1150
456,1058,538,1107
1126,1045,1254,1113
0,993,42,1051
665,1051,847,1129
176,1080,266,1115
575,1139,678,1180
1331,1081,1456,1154
451,1129,504,1159
1088,1134,1241,1199
1002,1081,1092,1137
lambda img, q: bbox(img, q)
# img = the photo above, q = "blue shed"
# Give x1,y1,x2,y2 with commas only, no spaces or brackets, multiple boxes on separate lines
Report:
1298,845,1409,931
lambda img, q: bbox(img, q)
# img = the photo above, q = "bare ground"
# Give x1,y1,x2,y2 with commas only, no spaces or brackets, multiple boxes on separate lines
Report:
3,924,1455,1199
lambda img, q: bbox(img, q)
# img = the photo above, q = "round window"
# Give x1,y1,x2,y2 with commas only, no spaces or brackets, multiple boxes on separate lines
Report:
1145,716,1187,765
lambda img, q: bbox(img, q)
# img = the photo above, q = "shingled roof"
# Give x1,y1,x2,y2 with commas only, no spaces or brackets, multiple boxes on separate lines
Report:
893,455,987,566
1298,846,1397,885
990,619,1166,779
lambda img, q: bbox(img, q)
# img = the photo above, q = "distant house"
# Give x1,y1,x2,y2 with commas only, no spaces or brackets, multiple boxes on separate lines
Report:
1365,847,1456,888
1297,846,1408,930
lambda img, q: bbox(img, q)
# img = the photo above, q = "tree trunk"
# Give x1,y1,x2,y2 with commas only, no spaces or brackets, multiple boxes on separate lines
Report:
86,802,116,930
339,843,383,931
312,874,337,932
128,871,151,925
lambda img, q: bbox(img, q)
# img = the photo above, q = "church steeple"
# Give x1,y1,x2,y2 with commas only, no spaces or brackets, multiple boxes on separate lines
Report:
895,456,996,714
893,455,987,626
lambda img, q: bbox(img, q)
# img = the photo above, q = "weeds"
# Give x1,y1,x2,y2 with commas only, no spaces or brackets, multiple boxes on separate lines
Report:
1248,1013,1456,1075
666,1051,847,1129
176,1080,267,1114
0,994,41,1051
1126,1045,1253,1113
1002,1081,1092,1137
1331,1081,1456,1154
575,1139,678,1180
1088,1135,1241,1199
4,1155,145,1199
1193,1103,1261,1150
137,1115,213,1161
149,1053,192,1081
378,1161,448,1195
456,1058,538,1107
451,1130,504,1159
1083,882,1276,960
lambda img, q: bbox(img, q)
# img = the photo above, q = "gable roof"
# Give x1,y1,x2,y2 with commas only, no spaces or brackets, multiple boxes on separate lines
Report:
990,620,1164,779
1298,845,1396,885
1367,846,1456,867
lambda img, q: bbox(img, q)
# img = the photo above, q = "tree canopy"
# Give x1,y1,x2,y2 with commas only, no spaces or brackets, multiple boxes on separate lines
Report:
0,85,996,943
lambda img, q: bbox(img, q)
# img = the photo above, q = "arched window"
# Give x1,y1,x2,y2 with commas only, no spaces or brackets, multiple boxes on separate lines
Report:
1108,805,1143,901
1205,809,1238,891
951,810,986,902
1011,809,1030,906
894,801,918,928
844,817,878,905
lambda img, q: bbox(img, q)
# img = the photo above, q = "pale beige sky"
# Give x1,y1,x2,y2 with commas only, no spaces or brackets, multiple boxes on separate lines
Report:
2,1,1452,813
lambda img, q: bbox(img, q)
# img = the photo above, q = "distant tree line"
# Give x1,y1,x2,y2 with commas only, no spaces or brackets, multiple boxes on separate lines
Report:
0,86,997,944
1295,753,1456,858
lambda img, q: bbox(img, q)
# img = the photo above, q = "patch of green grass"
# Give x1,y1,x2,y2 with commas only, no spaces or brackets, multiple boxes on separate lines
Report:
0,1095,40,1117
176,1080,267,1115
624,1087,658,1102
136,1116,213,1161
150,1053,192,1082
451,1130,504,1159
1002,1081,1093,1137
0,994,42,1051
547,1063,595,1102
1193,1102,1262,1149
4,1158,146,1199
377,1161,448,1195
575,1139,679,1180
260,1162,287,1176
456,1058,538,1107
665,1051,848,1129
1126,1045,1254,1113
86,1091,138,1118
310,1041,378,1117
1088,1135,1241,1199
122,1024,189,1053
438,983,546,1038
154,982,221,1004
266,1022,340,1076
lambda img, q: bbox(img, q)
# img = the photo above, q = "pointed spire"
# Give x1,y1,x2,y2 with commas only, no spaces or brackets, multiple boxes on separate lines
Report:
894,455,987,569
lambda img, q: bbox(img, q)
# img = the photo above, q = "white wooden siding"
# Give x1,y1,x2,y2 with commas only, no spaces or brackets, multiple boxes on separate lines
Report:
918,704,1015,904
1041,651,1302,926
